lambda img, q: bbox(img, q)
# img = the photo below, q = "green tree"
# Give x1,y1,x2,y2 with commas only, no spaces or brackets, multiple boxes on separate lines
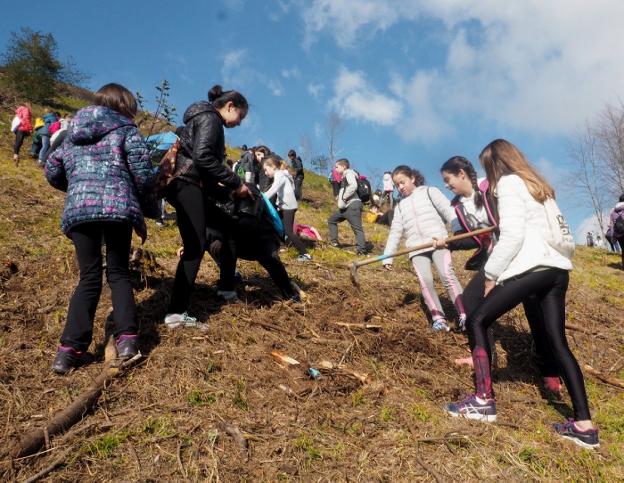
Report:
1,27,87,103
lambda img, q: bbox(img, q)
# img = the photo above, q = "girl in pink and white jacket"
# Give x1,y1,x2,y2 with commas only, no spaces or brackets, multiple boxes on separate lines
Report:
383,165,465,331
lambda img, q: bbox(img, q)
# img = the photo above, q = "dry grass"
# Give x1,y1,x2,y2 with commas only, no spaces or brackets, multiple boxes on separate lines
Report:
1,113,623,481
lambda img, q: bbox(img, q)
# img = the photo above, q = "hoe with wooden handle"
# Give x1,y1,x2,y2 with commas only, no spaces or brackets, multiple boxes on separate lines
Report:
349,226,496,287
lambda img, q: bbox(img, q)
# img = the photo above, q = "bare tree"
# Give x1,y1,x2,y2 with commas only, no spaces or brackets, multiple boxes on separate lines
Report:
596,102,624,198
298,134,313,166
568,122,609,234
325,111,345,164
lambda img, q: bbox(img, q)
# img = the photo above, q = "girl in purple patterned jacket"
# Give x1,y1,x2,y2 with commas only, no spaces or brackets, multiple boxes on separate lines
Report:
45,83,154,375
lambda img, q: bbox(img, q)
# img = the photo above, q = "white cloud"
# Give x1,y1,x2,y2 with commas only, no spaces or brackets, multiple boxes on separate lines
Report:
221,49,285,97
300,1,624,137
281,66,301,79
221,49,247,85
307,82,324,98
330,67,402,126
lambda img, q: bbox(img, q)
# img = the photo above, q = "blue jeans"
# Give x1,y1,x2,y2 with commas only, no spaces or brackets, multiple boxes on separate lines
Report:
39,135,50,162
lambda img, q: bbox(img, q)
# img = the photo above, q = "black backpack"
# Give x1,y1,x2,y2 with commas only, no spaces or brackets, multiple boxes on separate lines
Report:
614,211,624,237
356,175,372,204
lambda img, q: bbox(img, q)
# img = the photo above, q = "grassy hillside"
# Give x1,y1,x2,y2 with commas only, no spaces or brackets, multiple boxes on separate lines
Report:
1,97,623,482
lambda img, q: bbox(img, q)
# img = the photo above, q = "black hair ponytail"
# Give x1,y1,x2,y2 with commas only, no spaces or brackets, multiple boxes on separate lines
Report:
208,84,249,111
441,156,483,209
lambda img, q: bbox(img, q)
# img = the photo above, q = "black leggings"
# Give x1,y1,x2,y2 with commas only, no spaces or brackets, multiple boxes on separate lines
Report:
280,209,308,255
617,236,624,268
62,222,136,351
14,130,28,155
468,268,590,420
463,268,559,377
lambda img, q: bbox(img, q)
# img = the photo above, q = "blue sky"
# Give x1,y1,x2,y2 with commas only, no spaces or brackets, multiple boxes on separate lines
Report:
3,0,624,241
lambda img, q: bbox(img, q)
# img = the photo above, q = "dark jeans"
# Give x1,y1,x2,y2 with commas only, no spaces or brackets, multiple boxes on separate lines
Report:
280,209,308,255
618,236,624,268
39,134,50,162
62,222,136,351
294,175,304,201
208,239,294,297
328,201,366,252
14,130,28,155
468,268,590,420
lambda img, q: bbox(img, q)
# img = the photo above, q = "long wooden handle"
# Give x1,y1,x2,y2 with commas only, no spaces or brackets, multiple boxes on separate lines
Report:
354,226,495,268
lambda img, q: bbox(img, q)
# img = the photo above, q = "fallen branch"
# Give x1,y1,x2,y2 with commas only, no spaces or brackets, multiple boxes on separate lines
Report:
583,364,624,389
332,322,382,331
23,444,75,483
12,341,143,459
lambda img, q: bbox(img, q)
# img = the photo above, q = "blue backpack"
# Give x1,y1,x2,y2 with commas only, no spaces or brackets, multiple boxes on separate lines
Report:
261,193,285,240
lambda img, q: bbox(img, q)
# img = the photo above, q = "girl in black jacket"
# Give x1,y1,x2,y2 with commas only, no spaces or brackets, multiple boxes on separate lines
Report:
165,85,251,328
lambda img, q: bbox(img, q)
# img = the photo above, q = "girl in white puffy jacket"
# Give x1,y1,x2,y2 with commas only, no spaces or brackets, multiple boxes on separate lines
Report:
263,155,311,261
383,165,465,332
444,139,598,449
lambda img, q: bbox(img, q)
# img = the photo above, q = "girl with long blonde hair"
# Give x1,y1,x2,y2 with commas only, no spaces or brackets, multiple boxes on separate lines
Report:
444,139,598,449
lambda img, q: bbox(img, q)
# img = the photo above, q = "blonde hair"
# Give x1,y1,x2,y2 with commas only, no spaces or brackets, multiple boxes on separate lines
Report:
479,139,554,203
263,154,294,175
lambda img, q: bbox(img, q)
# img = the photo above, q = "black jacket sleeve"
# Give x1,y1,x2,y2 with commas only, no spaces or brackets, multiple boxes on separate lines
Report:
292,156,304,177
447,230,480,251
191,113,241,189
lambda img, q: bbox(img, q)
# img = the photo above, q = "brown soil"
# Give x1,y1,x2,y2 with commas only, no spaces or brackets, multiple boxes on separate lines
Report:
1,115,623,481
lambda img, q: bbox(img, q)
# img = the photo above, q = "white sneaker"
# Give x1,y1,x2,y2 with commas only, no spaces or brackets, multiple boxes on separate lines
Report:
164,312,207,330
217,290,239,302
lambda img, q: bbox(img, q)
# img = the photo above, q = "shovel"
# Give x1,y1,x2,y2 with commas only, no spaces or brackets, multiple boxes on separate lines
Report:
349,226,495,287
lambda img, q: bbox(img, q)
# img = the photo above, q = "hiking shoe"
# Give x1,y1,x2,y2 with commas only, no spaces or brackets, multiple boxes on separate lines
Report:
164,312,207,330
329,241,340,248
51,346,90,375
432,319,451,332
217,290,239,302
13,154,19,167
115,334,138,360
297,253,312,262
553,419,599,449
445,393,497,422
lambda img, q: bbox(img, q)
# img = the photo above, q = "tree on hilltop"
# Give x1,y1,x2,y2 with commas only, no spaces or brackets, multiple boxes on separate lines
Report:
1,27,87,103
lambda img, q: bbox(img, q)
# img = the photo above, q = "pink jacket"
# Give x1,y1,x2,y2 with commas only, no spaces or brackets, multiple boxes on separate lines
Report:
15,106,33,132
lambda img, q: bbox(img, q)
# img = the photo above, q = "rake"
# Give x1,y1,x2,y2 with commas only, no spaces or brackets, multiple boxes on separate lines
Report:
349,226,496,287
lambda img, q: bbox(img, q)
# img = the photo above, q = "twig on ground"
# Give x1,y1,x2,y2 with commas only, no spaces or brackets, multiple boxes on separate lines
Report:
23,445,75,483
176,441,187,479
583,364,624,389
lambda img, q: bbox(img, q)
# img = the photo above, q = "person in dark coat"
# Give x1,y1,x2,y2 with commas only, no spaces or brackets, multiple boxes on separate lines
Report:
45,83,154,374
288,149,304,200
164,85,251,328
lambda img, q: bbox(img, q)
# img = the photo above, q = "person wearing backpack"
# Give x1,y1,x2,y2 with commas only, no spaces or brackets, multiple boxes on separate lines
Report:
164,85,251,328
263,155,312,261
444,139,598,449
608,194,624,268
382,165,465,332
44,83,154,374
11,103,33,166
327,158,368,255
436,156,562,398
288,149,305,201
177,183,301,303
39,109,59,165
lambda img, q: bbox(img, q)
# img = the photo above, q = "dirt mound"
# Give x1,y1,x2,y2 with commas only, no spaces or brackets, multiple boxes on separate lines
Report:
1,140,624,480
